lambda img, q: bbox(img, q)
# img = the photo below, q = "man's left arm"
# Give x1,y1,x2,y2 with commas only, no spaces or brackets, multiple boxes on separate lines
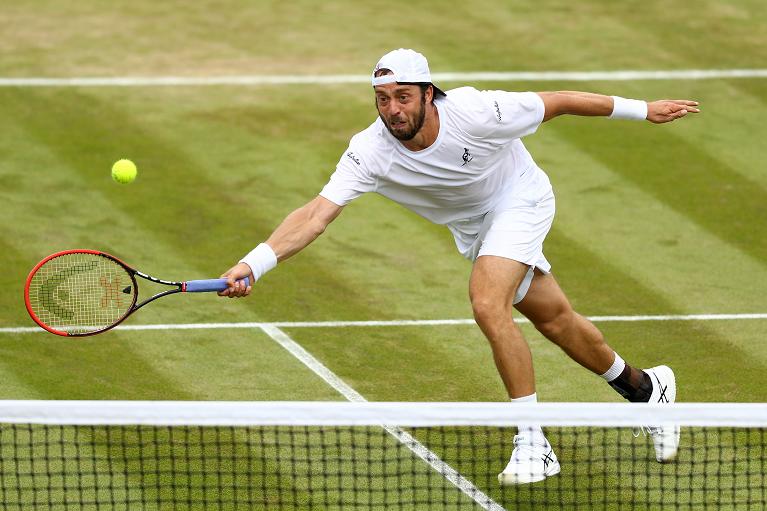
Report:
537,91,700,124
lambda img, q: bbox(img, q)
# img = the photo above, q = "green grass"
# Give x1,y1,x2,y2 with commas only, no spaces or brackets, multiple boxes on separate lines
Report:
1,1,766,509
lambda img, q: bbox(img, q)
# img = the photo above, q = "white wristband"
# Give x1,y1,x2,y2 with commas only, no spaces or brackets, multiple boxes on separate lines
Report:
609,96,648,120
239,243,277,281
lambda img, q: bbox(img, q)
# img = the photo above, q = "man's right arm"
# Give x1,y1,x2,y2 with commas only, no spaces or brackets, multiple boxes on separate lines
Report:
265,195,344,262
219,195,343,297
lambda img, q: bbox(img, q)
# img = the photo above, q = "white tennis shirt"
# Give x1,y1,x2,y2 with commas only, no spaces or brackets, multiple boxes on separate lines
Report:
320,86,552,227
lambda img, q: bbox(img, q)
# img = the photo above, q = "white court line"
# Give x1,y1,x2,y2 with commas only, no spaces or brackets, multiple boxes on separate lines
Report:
259,325,506,511
2,313,766,334
1,69,766,87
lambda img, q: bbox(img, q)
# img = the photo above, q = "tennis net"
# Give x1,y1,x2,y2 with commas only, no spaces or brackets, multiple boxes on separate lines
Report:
0,401,765,510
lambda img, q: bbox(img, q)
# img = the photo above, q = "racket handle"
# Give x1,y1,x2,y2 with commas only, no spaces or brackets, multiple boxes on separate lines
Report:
184,277,250,293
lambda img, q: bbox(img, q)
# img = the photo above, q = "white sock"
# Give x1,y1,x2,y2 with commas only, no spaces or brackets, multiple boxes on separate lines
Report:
511,393,545,442
600,352,626,382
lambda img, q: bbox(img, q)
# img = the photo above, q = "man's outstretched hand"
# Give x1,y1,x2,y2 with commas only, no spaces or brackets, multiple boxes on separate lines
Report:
218,262,254,298
647,100,700,124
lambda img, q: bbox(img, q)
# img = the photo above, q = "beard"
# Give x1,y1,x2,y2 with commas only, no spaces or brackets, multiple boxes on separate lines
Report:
379,94,427,141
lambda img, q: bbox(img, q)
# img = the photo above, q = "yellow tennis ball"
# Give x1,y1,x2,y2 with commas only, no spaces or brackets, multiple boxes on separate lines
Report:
111,159,137,184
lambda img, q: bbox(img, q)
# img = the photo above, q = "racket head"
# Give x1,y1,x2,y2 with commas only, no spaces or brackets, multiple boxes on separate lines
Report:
25,250,138,336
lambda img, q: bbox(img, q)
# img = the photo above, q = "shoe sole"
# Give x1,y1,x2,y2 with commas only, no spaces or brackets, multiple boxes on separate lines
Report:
498,462,561,485
657,426,681,464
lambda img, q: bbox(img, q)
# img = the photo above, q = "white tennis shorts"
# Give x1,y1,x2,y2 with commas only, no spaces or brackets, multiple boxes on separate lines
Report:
448,186,556,304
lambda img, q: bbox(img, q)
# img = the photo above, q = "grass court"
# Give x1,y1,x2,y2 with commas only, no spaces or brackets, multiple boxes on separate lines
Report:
0,1,765,509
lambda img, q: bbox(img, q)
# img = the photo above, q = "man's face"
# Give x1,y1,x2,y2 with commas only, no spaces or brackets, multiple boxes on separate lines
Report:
374,83,427,141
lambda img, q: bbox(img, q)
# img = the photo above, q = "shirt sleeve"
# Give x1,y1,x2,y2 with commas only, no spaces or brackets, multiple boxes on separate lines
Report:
478,90,545,141
319,144,377,206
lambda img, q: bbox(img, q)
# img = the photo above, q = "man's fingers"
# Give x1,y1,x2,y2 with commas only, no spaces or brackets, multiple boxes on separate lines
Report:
667,100,700,114
672,105,698,117
673,102,699,114
218,263,256,298
225,280,245,298
229,272,255,298
217,267,250,297
648,99,700,123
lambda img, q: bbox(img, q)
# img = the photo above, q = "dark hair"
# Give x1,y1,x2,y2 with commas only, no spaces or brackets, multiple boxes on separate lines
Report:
372,69,439,104
400,83,436,104
373,68,445,102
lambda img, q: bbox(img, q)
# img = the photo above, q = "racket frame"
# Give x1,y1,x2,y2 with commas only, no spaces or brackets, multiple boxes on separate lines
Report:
25,249,186,337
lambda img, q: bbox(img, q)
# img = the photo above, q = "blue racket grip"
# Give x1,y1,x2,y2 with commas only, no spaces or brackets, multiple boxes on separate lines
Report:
184,277,250,293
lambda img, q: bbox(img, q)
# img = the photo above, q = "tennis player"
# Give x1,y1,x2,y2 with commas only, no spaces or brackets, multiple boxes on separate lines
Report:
220,49,699,484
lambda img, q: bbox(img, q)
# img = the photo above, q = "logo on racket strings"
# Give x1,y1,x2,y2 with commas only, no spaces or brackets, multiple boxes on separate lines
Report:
38,261,99,320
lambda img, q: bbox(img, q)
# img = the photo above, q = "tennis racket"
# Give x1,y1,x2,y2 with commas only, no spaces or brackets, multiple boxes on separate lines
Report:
24,249,248,337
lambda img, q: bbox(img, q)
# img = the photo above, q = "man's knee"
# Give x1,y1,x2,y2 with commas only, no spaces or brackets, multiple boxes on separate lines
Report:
471,295,502,323
469,256,529,336
471,295,513,336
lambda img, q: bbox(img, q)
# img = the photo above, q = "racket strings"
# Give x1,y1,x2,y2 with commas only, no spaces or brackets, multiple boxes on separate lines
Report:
28,253,134,335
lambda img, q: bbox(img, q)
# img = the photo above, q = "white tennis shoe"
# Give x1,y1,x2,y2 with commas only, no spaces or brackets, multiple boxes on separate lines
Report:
641,365,680,463
498,433,560,485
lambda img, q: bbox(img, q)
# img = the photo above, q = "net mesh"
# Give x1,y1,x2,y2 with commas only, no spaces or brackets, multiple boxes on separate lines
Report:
0,401,765,511
26,252,135,335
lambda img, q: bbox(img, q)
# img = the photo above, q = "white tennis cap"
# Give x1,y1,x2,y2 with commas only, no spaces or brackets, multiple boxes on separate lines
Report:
371,48,446,96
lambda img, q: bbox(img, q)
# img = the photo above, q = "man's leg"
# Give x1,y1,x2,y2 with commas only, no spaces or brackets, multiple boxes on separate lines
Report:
513,269,654,398
515,269,680,462
469,255,560,484
469,255,535,398
513,268,616,375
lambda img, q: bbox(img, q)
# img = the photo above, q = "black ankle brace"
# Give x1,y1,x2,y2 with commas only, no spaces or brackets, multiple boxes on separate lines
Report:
608,364,653,402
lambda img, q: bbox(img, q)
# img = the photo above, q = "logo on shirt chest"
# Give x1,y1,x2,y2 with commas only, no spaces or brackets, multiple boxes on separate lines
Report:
461,148,474,167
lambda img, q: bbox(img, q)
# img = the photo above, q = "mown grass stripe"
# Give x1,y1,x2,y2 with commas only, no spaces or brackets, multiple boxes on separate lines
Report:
548,118,767,267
